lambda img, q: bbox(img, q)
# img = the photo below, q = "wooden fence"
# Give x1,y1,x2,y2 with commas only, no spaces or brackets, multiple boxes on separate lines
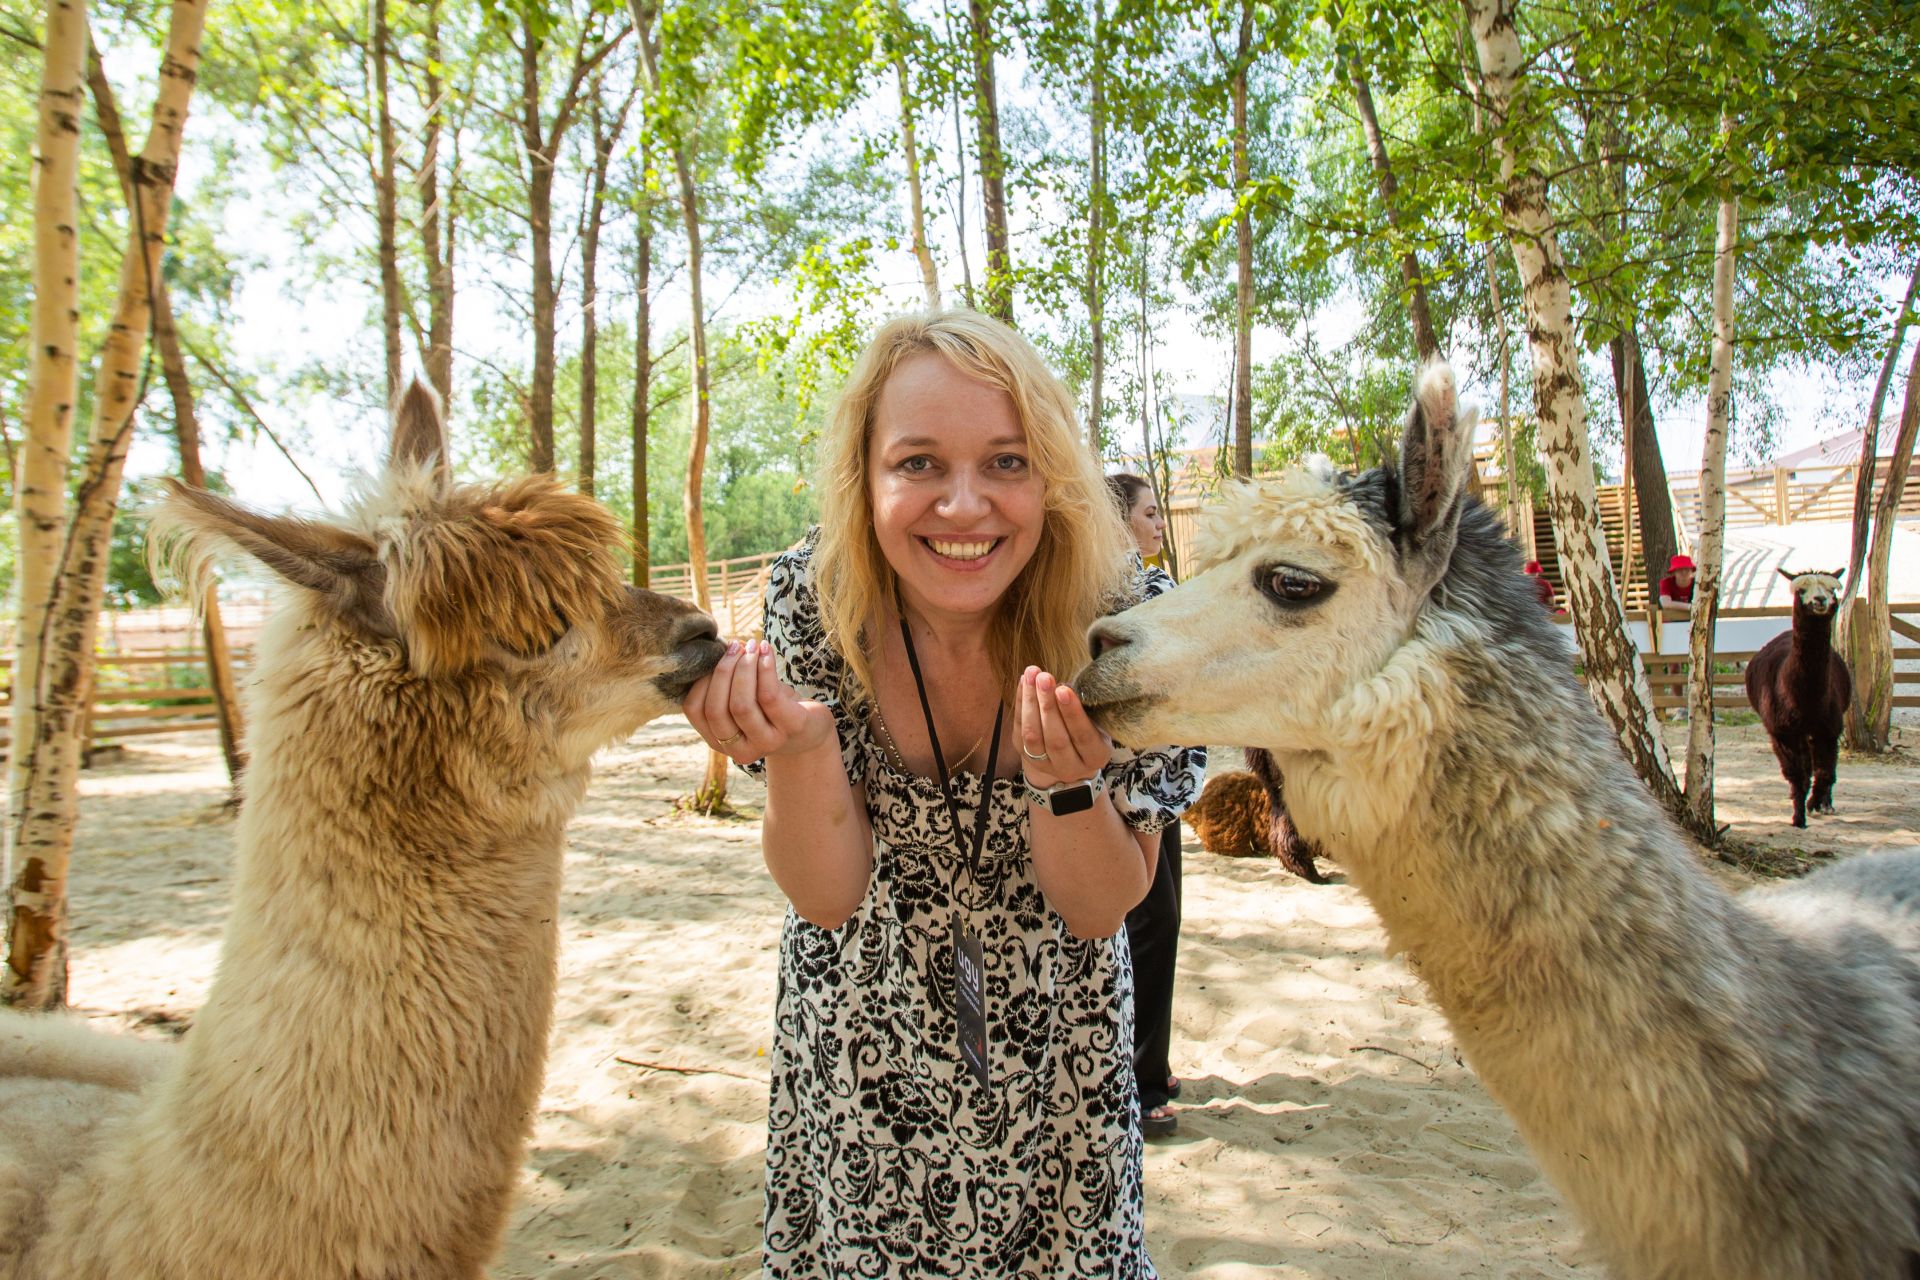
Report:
644,548,785,636
1668,456,1920,537
0,650,250,751
1627,604,1920,710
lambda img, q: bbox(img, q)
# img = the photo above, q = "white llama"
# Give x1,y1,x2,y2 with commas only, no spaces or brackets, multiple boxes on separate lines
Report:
1076,365,1919,1280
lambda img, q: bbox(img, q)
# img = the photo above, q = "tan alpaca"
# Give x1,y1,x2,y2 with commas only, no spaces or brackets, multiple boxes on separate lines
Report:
1079,365,1919,1279
0,384,725,1280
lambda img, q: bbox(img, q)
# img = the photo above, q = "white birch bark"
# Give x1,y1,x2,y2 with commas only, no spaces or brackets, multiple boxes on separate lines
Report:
633,1,728,810
1849,341,1920,751
9,0,88,897
1685,188,1738,828
5,0,210,1008
1229,0,1253,479
894,48,940,308
1464,0,1684,816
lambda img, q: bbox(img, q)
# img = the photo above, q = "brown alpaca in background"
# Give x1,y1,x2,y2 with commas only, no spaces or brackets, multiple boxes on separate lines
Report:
1183,753,1327,882
0,384,724,1279
1745,569,1852,828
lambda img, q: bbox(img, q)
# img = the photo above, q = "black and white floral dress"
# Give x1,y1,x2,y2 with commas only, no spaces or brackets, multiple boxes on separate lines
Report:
746,541,1205,1279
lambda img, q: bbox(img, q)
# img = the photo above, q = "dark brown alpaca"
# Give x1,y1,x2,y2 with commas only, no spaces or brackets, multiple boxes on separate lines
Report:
1744,569,1853,828
1246,749,1328,882
1181,754,1327,882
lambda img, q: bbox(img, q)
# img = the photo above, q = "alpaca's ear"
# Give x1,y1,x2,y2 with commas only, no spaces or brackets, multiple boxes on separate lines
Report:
149,481,392,634
1778,567,1798,583
1395,361,1475,587
390,378,450,491
1830,568,1845,581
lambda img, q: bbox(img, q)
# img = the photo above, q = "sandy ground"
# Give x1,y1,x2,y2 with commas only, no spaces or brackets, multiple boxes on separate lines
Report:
57,720,1920,1279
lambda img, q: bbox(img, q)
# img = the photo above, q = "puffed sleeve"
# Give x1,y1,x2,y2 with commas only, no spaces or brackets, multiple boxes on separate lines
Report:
1103,562,1206,832
739,537,865,783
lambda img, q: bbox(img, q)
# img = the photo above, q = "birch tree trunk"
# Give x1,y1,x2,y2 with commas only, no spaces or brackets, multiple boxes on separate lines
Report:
1488,247,1520,542
578,85,615,497
634,2,728,810
156,280,246,790
1084,0,1106,452
1348,69,1438,360
1841,258,1919,603
1685,189,1739,831
631,206,652,586
418,0,454,403
9,0,87,907
894,46,939,308
1465,40,1522,548
1229,0,1253,479
671,144,728,810
1611,329,1679,603
372,0,403,401
943,8,976,311
967,0,1012,323
520,20,558,472
5,0,210,1008
1846,339,1920,752
1464,0,1686,822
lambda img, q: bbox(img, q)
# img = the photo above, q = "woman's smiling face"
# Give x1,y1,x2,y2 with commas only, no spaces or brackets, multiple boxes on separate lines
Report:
867,352,1045,623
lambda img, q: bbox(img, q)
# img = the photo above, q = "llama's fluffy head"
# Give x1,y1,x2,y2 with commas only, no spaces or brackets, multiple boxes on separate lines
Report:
1778,568,1843,617
150,382,725,768
1077,362,1564,769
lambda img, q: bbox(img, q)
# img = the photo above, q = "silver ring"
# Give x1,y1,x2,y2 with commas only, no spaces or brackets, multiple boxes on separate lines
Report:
1021,745,1049,761
716,731,744,749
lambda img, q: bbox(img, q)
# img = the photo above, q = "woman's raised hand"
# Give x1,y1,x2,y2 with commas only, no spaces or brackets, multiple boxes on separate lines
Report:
1018,666,1114,790
686,639,837,765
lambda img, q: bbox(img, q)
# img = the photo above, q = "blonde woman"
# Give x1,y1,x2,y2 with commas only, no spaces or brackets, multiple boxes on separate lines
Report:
686,310,1203,1277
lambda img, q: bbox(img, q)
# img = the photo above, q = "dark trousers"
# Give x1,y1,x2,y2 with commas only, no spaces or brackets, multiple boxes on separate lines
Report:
1126,824,1183,1111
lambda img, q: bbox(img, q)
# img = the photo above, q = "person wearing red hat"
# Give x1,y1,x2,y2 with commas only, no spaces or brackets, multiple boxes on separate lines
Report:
1522,559,1557,610
1660,554,1697,608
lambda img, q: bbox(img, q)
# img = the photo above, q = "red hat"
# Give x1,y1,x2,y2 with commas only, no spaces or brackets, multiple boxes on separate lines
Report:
1669,554,1696,571
1523,560,1544,574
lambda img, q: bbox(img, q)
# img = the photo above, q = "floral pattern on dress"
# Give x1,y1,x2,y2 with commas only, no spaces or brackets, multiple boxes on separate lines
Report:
744,539,1205,1279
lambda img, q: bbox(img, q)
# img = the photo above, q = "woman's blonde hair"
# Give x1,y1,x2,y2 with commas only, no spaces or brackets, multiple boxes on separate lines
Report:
812,309,1132,707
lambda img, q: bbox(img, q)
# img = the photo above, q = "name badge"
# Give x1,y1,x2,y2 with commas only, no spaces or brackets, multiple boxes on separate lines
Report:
953,915,989,1088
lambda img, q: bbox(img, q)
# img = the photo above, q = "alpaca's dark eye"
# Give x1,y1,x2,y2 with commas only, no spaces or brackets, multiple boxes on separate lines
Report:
1260,566,1329,606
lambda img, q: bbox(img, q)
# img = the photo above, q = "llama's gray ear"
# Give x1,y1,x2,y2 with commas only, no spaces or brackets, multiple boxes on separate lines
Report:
390,378,450,490
148,481,392,634
1395,361,1475,583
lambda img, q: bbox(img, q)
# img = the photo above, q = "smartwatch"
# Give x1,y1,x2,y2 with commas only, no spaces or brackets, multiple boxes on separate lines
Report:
1025,768,1106,817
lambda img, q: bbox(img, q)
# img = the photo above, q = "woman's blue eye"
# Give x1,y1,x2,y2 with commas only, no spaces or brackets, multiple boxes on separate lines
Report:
899,455,934,473
992,454,1028,472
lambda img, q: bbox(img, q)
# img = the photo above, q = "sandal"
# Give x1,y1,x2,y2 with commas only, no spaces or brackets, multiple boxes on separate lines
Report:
1142,1104,1178,1139
1166,1076,1182,1100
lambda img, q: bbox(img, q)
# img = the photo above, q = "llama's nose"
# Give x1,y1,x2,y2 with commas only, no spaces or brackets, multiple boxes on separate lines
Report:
671,611,720,649
1088,618,1130,660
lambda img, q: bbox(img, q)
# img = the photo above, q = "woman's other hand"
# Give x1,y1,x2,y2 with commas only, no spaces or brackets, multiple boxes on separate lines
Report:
1018,665,1114,789
686,639,837,764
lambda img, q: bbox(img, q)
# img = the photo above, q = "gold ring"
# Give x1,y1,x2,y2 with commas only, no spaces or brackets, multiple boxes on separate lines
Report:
1021,745,1049,761
717,731,744,748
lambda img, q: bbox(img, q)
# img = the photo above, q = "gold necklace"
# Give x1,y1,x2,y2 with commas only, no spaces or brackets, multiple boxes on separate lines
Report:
871,704,991,774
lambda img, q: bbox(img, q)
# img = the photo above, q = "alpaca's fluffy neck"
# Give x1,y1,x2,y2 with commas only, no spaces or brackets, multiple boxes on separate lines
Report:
1275,627,1790,1270
1788,604,1836,685
86,621,577,1274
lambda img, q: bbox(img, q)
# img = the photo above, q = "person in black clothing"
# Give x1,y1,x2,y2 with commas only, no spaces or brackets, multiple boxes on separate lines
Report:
1106,473,1184,1139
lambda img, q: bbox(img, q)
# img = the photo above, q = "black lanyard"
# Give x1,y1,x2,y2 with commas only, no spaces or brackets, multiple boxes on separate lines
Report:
898,617,1004,881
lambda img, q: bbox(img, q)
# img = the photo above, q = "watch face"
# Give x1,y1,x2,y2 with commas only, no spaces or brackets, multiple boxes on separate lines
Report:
1048,783,1096,816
